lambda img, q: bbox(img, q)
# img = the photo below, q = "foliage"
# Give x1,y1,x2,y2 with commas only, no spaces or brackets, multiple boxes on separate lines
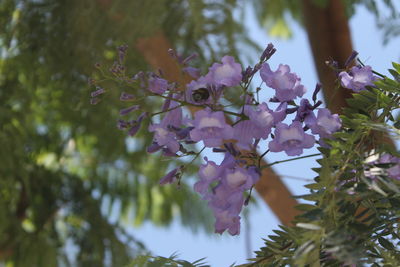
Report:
128,254,210,267
0,0,261,265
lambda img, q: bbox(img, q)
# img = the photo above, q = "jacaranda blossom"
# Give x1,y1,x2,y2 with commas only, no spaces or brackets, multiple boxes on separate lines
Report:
206,56,242,87
233,102,286,150
269,121,315,156
260,63,306,102
185,76,221,105
306,108,342,138
149,102,182,153
190,108,233,147
148,76,168,94
194,158,223,195
339,65,377,92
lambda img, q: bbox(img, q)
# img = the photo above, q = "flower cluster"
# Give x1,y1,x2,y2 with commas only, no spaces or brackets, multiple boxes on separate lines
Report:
90,44,343,235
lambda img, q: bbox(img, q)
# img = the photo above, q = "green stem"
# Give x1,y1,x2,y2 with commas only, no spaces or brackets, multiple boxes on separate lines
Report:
186,146,206,167
222,110,243,117
153,93,242,117
260,153,321,169
258,149,270,168
150,104,183,117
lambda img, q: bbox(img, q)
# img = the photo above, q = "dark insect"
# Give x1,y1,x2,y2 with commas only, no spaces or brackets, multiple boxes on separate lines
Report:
192,88,210,103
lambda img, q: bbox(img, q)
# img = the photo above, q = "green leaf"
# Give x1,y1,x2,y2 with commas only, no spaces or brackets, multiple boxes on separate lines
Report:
378,237,395,251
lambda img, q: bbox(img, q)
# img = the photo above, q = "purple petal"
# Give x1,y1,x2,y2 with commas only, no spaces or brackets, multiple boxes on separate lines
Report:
119,105,140,116
159,167,180,185
120,92,135,101
91,87,106,97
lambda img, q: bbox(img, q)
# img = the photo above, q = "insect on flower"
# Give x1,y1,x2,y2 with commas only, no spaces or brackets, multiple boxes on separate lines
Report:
192,88,210,103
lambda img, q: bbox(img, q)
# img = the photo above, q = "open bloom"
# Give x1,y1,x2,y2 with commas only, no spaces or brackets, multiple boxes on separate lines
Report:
260,63,306,102
206,56,242,87
306,108,342,137
194,158,223,195
190,108,233,147
213,208,241,235
269,121,315,156
339,65,377,92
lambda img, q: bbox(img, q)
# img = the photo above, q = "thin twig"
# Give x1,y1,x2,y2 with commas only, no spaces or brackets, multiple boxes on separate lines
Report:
260,153,321,169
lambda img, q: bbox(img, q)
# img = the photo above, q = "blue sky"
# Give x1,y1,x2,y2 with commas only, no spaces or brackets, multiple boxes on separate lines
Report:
129,4,400,266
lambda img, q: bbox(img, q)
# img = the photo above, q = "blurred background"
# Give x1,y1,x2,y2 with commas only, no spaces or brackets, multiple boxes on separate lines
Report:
1,0,400,266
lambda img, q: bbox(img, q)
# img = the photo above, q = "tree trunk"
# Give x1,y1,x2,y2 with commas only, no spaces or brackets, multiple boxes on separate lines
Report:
300,0,354,113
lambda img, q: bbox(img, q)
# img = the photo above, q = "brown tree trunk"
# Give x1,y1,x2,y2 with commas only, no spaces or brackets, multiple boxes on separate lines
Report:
300,0,354,113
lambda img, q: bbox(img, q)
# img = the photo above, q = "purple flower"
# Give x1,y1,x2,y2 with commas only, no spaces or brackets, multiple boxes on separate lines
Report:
149,102,182,153
260,63,306,102
206,56,242,87
306,108,342,138
148,76,168,94
149,125,180,153
260,43,276,61
128,112,147,136
208,181,245,235
233,102,285,150
233,120,265,150
190,108,233,147
120,92,135,101
377,154,400,180
194,153,259,235
213,208,241,235
182,52,198,65
194,158,223,195
221,166,259,191
209,183,244,214
388,162,400,180
269,122,315,156
119,105,140,115
339,65,377,92
294,99,314,122
159,167,180,185
91,87,106,97
183,66,201,79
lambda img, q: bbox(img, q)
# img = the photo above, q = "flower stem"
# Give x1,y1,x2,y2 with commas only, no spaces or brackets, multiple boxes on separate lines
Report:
260,153,321,169
150,104,183,117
